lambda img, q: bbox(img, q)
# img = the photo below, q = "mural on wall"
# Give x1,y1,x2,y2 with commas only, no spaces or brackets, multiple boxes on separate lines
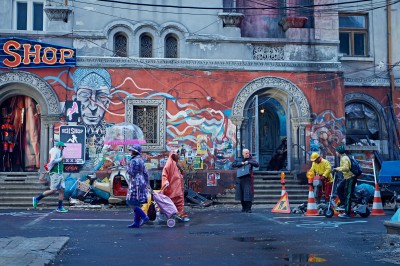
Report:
308,110,345,160
44,68,235,172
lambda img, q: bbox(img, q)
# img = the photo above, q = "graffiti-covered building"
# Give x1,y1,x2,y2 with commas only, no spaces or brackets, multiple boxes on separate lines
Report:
0,0,399,201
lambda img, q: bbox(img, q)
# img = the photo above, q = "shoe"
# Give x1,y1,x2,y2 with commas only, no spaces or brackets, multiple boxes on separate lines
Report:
128,223,140,228
182,217,190,222
246,209,252,213
336,205,345,211
338,213,350,218
32,197,38,209
179,212,188,218
139,216,149,226
56,207,68,213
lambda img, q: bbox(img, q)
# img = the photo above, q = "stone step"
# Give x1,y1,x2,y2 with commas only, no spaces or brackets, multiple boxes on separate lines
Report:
0,173,61,209
216,172,309,206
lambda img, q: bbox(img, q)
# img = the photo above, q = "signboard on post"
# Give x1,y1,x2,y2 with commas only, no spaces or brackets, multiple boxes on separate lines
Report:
60,125,86,164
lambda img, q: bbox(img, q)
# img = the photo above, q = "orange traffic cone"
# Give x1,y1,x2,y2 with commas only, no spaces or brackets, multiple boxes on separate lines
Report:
371,183,385,216
280,172,286,196
304,184,320,216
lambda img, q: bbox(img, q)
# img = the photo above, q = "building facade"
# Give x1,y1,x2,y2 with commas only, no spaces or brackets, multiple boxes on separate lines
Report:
0,0,399,196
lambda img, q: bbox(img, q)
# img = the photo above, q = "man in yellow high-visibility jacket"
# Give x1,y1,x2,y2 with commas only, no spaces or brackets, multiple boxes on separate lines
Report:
309,152,333,203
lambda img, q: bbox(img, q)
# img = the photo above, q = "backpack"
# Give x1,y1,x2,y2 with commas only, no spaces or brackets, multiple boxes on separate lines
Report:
348,155,362,176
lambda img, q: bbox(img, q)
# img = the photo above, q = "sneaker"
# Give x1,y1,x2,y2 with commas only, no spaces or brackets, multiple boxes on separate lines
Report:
32,197,38,209
336,205,345,211
182,217,190,222
56,207,68,213
338,213,350,218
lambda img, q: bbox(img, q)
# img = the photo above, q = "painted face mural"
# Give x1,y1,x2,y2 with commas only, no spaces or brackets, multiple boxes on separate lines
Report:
72,68,112,157
73,68,111,126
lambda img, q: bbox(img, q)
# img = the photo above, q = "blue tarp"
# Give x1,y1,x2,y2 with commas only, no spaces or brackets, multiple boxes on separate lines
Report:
378,161,400,185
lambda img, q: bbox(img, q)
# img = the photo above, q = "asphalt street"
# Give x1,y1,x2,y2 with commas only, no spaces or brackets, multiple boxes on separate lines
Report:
0,204,399,266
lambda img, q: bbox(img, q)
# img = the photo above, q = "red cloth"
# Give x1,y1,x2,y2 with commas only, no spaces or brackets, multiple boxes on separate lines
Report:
324,181,333,201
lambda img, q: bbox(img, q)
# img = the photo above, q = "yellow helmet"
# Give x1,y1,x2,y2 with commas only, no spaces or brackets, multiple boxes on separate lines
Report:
310,152,320,162
306,170,315,180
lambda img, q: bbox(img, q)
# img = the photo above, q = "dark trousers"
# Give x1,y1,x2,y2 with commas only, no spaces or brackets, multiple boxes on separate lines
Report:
344,176,357,214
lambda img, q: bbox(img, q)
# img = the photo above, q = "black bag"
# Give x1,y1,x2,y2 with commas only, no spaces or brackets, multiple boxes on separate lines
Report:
147,201,157,221
236,164,250,178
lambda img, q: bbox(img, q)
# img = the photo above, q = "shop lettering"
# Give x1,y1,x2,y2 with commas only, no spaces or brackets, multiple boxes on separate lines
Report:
2,40,74,68
61,127,84,134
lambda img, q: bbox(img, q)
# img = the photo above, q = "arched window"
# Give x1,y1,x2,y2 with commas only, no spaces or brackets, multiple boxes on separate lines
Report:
114,33,127,57
165,34,178,58
345,102,380,144
140,34,153,58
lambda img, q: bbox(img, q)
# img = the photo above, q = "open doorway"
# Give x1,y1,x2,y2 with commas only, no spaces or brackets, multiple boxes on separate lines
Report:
244,94,287,170
0,96,41,172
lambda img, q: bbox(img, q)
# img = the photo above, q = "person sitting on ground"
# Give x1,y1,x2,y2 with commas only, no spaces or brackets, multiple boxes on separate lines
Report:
267,138,287,171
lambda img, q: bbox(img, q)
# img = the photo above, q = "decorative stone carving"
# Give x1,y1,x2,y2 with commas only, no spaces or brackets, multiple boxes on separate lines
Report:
279,17,308,32
232,76,311,119
44,5,72,23
0,71,60,115
253,45,284,61
345,77,400,87
218,12,244,27
78,57,341,72
230,115,244,128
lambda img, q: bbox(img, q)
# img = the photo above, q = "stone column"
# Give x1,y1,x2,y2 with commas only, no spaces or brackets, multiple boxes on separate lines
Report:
231,115,244,157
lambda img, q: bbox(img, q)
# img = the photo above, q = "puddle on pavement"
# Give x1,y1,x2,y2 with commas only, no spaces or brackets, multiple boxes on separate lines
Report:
233,237,277,242
283,254,327,264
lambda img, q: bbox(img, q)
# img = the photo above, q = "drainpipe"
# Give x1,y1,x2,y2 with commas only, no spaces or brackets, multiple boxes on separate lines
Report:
387,0,395,111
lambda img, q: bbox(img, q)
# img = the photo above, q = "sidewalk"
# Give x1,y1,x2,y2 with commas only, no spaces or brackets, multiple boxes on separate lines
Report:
0,236,69,266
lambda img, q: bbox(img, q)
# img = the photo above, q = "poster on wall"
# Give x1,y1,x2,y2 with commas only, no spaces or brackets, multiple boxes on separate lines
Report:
193,156,203,169
196,135,208,155
207,172,217,186
60,125,86,164
64,101,81,123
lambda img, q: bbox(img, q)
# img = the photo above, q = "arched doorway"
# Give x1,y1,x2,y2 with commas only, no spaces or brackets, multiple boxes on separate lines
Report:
0,71,61,173
0,96,41,172
231,76,311,172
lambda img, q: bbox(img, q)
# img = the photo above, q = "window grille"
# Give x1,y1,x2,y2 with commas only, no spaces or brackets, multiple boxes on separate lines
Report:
165,35,178,58
114,33,128,57
125,98,166,151
140,34,153,58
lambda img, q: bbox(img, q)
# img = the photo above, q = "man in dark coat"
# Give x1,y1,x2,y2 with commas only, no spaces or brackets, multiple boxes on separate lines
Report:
232,148,260,213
